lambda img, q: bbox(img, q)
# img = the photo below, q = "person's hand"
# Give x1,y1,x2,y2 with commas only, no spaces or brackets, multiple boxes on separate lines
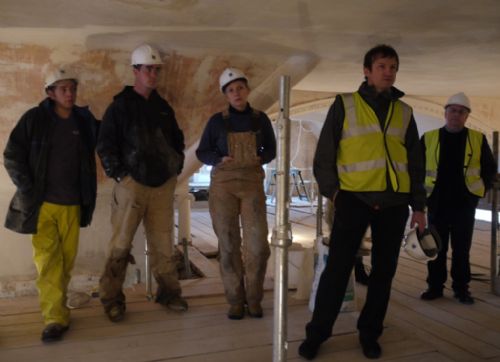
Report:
219,156,234,165
410,211,426,233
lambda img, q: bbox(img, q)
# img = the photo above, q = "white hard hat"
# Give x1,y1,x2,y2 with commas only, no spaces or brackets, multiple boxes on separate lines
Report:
44,67,78,89
445,92,471,112
219,67,248,92
131,44,163,65
403,226,441,261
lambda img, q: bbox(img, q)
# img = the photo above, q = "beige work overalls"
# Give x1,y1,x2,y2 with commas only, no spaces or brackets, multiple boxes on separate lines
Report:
209,110,270,307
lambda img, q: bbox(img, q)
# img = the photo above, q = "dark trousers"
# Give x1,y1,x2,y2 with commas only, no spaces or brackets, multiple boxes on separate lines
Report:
426,206,476,293
305,192,409,343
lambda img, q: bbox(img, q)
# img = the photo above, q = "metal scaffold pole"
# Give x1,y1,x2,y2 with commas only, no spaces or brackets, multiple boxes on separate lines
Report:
491,131,500,295
145,236,153,300
272,75,292,362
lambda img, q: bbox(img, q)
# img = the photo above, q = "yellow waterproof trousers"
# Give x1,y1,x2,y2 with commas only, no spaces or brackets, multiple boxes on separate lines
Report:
32,202,80,326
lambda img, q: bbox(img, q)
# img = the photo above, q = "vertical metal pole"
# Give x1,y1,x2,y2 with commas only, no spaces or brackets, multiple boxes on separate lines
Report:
182,237,193,279
491,131,500,295
145,237,153,300
272,75,292,362
316,194,323,238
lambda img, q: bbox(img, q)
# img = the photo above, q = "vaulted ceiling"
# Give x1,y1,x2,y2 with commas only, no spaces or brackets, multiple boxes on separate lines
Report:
1,0,499,96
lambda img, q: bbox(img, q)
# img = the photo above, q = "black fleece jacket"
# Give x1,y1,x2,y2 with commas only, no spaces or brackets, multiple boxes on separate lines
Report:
97,86,185,187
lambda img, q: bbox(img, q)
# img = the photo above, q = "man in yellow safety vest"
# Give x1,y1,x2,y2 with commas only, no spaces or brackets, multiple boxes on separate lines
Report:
420,92,496,305
299,44,427,360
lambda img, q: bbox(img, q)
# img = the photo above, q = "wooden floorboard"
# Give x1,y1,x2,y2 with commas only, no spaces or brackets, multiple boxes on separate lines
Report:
0,203,499,361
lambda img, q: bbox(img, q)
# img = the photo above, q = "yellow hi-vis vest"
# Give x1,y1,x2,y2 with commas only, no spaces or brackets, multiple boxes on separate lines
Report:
423,128,485,197
337,92,412,193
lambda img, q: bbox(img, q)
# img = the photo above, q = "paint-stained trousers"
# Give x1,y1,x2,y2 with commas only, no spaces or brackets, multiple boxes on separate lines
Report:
209,167,270,306
99,176,180,310
32,202,81,326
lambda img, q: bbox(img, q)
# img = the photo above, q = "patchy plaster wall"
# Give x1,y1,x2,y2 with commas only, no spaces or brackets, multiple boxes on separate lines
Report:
0,42,286,297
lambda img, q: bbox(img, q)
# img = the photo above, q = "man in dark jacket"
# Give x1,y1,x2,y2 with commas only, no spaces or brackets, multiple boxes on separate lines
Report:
3,67,98,343
420,92,496,305
299,45,427,360
97,44,187,322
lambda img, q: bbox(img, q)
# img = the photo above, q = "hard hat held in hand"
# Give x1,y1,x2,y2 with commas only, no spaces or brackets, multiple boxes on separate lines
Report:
44,67,78,89
131,44,163,66
219,67,248,92
445,92,471,112
403,226,441,261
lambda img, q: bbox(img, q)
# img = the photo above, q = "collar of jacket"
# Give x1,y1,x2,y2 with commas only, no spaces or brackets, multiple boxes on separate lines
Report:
358,81,405,102
228,103,252,115
114,85,161,102
39,97,94,122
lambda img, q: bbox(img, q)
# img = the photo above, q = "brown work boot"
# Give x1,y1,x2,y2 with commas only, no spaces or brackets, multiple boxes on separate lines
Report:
247,302,263,318
227,304,245,320
106,303,126,322
166,296,188,312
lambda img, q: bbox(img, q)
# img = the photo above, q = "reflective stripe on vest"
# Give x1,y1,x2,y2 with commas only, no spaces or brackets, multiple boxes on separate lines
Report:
337,92,412,193
424,128,485,197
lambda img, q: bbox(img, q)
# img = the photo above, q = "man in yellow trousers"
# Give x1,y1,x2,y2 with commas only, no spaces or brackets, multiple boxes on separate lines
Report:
4,67,99,343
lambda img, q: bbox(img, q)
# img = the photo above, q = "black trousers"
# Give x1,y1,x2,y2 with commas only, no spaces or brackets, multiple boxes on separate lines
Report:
426,205,476,293
305,191,409,343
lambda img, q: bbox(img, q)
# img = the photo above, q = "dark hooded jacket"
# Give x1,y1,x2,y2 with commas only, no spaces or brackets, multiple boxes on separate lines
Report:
97,86,185,187
3,98,99,234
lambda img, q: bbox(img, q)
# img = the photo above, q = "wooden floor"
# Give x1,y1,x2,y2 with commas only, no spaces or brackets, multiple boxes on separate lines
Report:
1,202,500,362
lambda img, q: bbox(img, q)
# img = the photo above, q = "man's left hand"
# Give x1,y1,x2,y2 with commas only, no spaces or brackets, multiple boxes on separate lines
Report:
410,211,426,233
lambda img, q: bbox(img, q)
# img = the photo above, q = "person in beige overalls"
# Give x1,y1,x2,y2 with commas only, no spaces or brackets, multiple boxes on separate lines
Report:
196,68,276,319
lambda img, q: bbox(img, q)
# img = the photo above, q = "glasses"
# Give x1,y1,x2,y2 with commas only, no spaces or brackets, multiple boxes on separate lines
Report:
446,106,469,116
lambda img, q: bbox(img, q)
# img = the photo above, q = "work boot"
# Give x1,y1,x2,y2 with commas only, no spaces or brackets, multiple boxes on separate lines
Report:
227,304,245,320
420,288,443,301
41,323,69,343
106,303,126,322
155,287,188,312
166,296,188,312
247,302,263,318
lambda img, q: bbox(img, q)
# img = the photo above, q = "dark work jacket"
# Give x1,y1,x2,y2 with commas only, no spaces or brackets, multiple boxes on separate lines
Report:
421,127,497,214
3,98,99,234
97,86,185,187
313,81,426,211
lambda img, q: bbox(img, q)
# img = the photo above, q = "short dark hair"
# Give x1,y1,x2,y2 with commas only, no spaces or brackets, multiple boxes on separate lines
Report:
363,44,399,70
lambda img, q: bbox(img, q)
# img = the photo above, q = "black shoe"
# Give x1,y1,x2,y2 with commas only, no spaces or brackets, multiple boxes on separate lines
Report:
420,289,443,300
298,339,321,360
360,339,382,359
41,323,69,343
454,292,474,305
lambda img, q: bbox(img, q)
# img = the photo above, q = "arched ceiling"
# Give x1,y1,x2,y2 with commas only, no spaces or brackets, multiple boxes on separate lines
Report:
1,0,499,97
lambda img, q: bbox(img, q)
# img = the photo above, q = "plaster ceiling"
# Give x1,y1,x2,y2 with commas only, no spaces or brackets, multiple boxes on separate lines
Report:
0,0,499,97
